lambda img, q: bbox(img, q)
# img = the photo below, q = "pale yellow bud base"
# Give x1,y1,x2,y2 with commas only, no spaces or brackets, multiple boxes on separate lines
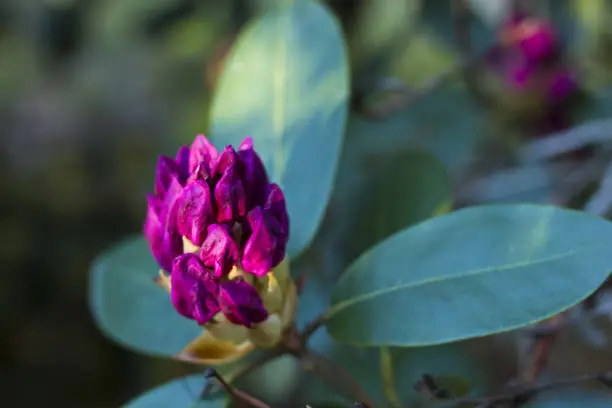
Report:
152,252,298,366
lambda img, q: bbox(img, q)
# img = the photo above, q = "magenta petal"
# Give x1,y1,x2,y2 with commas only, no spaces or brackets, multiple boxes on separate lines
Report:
154,156,180,198
186,162,211,185
241,207,286,277
199,224,239,278
214,166,247,223
176,180,215,246
144,195,172,272
163,177,183,229
218,279,268,328
175,146,190,176
211,146,239,179
519,22,557,63
189,134,218,175
171,254,220,325
238,136,254,151
238,138,269,208
144,188,183,273
264,183,289,240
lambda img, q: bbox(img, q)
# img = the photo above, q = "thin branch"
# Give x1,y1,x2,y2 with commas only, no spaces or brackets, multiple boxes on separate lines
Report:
232,389,272,408
202,368,272,408
300,351,380,408
439,371,612,407
300,313,327,343
519,118,612,163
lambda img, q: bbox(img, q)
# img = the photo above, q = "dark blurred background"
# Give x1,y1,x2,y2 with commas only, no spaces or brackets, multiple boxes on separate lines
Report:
0,0,248,405
2,0,612,406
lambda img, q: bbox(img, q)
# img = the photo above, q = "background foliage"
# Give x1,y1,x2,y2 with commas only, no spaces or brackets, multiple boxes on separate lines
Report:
4,0,612,407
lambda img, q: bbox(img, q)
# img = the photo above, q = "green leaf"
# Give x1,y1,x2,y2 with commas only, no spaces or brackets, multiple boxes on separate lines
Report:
90,236,200,357
123,374,226,407
289,253,485,407
326,204,612,347
344,150,452,262
209,0,350,258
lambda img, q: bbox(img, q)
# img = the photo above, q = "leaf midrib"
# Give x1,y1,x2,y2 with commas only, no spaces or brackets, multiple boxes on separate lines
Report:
327,243,603,318
272,6,289,180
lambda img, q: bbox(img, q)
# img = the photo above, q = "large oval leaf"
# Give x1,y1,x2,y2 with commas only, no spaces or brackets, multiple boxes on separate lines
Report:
123,374,226,407
209,0,349,258
90,236,200,356
326,205,612,346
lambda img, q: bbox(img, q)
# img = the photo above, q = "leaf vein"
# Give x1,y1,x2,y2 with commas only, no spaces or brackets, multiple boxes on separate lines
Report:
328,244,599,317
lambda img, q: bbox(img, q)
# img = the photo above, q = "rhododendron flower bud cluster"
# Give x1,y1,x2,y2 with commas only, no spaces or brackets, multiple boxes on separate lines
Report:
485,11,582,134
143,134,296,364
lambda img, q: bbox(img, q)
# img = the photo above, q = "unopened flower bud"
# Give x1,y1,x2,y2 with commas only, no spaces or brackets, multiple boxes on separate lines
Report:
482,12,583,136
248,314,283,348
144,134,296,365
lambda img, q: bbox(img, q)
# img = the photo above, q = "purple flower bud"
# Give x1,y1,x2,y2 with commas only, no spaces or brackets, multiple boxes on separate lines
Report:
199,224,239,278
145,134,291,283
176,180,215,246
154,156,182,198
189,134,218,175
171,254,220,325
238,137,269,208
501,14,558,64
241,207,287,277
214,165,247,223
517,20,557,64
218,279,268,328
241,184,289,277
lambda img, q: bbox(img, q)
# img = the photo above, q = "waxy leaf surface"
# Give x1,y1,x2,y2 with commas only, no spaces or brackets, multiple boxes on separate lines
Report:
327,205,612,346
90,236,201,357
